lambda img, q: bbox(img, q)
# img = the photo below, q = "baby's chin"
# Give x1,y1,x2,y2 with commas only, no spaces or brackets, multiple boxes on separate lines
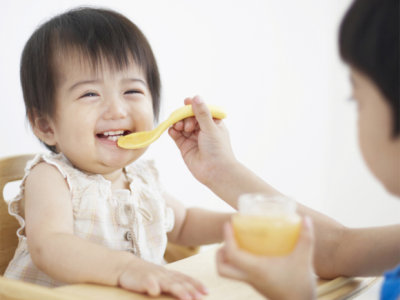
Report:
102,149,147,168
71,159,124,176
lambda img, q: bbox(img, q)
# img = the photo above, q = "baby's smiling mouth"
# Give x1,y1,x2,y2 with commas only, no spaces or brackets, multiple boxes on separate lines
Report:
96,130,132,142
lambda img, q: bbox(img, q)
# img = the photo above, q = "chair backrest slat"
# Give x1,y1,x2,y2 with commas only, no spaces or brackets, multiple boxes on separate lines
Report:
0,154,35,275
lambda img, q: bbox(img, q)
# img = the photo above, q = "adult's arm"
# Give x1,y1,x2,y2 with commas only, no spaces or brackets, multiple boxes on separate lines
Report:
169,97,400,278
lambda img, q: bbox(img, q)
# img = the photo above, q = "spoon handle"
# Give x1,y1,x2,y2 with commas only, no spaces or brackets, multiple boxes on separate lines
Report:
118,104,226,149
164,104,226,128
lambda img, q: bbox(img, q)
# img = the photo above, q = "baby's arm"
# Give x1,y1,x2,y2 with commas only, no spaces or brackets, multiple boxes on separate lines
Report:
25,163,207,299
166,193,231,246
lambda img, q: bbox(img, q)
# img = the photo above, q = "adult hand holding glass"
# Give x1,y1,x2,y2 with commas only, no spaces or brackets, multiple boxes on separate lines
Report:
216,216,316,300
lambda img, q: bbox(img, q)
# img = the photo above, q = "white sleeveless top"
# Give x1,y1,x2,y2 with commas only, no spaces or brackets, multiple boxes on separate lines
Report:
4,153,174,287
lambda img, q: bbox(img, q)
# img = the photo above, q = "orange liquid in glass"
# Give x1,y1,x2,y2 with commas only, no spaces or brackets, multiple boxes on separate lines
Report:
232,214,301,256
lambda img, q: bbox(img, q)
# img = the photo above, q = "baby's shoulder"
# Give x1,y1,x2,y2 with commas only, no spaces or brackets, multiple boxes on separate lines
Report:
27,161,64,181
24,160,70,193
22,153,76,190
25,153,70,177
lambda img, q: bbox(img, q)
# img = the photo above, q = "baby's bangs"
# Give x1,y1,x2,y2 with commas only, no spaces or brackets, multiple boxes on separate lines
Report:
52,40,143,76
49,12,148,73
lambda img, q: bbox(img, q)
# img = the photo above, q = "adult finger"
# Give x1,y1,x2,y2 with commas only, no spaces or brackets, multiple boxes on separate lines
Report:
183,117,198,132
173,120,184,131
191,96,216,133
216,247,248,282
292,216,314,262
184,97,194,105
168,127,182,141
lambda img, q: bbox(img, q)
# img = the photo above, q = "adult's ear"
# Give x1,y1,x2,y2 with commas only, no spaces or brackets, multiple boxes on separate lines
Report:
31,114,57,147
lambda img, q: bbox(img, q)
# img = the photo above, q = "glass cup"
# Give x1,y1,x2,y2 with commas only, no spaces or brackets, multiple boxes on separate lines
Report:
232,194,301,256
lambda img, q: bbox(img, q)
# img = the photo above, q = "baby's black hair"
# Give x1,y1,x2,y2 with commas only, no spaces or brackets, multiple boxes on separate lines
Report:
339,0,399,136
21,7,161,151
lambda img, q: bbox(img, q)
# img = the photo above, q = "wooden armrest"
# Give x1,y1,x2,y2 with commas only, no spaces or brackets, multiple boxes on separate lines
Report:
0,276,77,300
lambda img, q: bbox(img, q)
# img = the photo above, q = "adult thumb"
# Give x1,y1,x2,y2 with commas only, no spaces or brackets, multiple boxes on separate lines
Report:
191,96,217,133
293,216,314,260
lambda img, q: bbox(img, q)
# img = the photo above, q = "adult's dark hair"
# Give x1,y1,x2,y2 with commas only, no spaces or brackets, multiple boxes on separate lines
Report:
21,7,161,151
339,0,399,137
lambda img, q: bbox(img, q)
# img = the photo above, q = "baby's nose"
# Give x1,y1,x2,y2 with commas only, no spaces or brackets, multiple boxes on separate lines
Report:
103,97,128,120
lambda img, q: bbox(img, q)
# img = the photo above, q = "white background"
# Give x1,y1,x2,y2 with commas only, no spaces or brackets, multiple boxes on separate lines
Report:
1,0,399,229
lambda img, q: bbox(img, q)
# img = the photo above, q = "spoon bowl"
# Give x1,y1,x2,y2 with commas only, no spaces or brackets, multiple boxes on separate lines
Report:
117,104,226,149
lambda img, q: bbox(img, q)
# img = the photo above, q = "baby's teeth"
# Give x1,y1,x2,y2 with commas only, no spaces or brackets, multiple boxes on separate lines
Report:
103,130,124,136
107,136,119,141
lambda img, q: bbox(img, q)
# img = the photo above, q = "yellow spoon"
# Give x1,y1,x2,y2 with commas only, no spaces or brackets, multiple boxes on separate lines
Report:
117,104,227,149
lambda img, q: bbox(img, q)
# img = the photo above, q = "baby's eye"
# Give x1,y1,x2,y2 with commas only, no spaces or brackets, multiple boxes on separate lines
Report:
81,92,99,98
125,89,143,95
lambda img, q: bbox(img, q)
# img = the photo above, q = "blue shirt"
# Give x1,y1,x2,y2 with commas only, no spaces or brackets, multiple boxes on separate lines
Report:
381,264,400,300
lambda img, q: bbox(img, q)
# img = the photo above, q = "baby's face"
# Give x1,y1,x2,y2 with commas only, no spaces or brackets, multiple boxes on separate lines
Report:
350,68,400,195
46,53,154,177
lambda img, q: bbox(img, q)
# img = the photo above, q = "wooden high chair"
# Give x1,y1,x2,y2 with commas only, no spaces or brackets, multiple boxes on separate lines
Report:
0,154,198,299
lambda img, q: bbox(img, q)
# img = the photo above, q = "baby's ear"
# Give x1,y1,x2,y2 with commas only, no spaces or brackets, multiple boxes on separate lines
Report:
32,115,57,146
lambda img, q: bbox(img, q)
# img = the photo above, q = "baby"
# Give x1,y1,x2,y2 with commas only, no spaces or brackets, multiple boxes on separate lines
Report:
5,7,231,300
